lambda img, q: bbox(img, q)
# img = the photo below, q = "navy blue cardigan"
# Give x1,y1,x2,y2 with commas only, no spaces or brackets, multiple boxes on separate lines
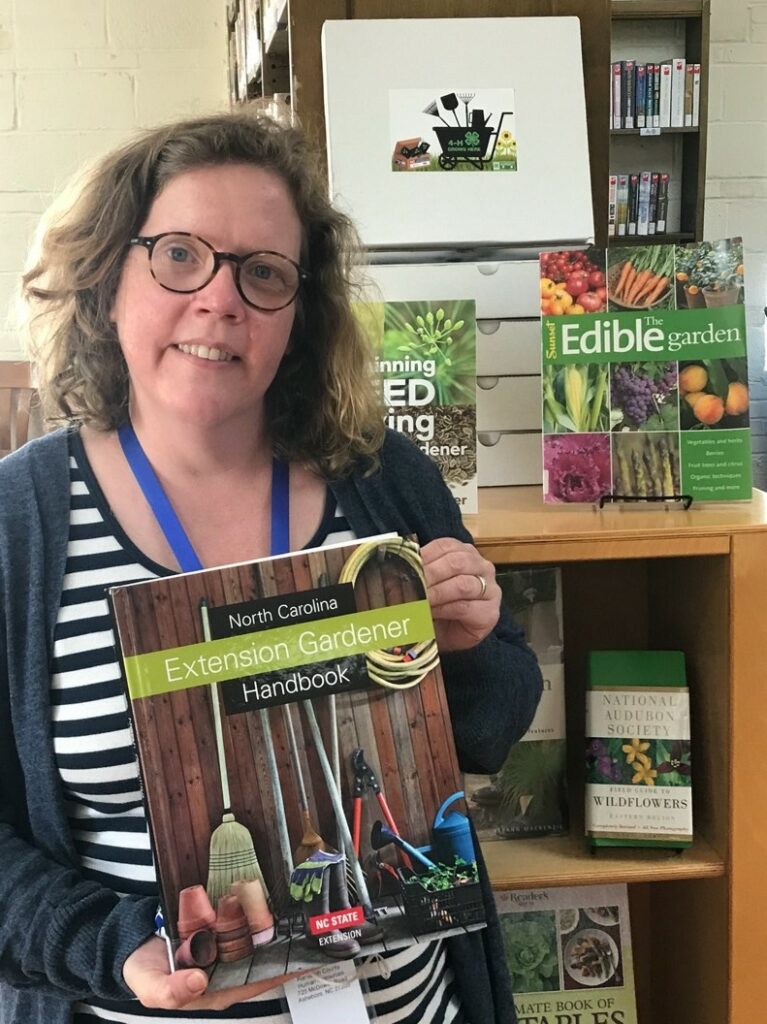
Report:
0,428,542,1024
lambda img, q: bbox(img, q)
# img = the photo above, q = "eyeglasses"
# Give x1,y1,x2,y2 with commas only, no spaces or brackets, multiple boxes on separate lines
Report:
128,232,309,311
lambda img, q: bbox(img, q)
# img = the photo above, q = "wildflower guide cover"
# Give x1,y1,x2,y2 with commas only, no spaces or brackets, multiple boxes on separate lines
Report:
585,650,691,849
540,238,751,503
496,884,637,1024
109,536,485,1000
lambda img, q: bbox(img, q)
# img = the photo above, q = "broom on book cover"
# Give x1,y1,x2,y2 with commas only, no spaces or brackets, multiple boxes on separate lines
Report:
200,598,268,903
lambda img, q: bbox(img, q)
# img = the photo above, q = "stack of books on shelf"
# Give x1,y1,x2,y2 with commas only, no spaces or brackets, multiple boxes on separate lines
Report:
608,171,670,238
611,58,700,129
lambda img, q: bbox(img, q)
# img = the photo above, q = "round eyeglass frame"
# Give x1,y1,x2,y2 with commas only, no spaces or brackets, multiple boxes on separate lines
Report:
128,231,310,312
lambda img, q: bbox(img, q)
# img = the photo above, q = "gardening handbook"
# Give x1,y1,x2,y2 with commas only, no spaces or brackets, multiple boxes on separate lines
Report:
109,536,486,1001
540,237,750,504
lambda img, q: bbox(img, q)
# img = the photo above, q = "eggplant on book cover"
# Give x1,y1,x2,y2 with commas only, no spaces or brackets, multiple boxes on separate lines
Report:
110,537,485,997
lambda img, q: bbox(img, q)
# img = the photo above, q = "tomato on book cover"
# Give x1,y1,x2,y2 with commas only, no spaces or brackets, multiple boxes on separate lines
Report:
109,535,486,1000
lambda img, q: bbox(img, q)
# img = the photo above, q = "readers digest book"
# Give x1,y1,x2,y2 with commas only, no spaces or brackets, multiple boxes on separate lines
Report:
496,884,638,1024
465,566,568,840
586,650,692,850
109,536,485,999
540,237,751,504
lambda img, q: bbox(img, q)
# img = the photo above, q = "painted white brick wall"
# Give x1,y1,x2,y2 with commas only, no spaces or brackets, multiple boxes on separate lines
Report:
708,0,767,486
0,0,229,357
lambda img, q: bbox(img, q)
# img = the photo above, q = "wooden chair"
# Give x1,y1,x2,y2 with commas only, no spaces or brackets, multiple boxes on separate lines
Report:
0,361,36,458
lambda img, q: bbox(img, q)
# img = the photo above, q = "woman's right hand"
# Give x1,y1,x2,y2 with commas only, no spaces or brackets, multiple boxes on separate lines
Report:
123,935,303,1010
123,936,208,1010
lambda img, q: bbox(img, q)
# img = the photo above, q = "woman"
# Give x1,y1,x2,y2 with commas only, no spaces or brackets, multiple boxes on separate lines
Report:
0,112,542,1024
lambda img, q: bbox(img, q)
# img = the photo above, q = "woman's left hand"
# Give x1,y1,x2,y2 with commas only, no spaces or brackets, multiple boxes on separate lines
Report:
421,538,501,652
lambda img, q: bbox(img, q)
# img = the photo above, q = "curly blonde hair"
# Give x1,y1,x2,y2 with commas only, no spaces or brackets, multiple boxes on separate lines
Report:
23,111,384,478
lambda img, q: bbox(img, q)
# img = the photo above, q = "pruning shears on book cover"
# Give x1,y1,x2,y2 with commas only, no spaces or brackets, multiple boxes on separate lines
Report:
351,748,413,873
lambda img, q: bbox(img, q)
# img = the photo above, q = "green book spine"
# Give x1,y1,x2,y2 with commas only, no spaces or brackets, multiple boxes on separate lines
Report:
585,650,692,849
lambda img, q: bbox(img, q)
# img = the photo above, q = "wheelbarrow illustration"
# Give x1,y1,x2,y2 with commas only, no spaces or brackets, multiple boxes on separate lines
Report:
433,112,514,170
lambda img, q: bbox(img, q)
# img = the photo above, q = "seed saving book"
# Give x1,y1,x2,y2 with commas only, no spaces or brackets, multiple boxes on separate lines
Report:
540,237,751,504
497,884,637,1024
109,536,486,1000
586,650,692,849
466,566,567,840
354,298,478,514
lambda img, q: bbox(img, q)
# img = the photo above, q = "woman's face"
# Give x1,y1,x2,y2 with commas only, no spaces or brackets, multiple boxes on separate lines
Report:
110,163,303,434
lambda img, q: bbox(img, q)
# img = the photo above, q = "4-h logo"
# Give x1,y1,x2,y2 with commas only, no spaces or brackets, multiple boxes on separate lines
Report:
465,131,480,147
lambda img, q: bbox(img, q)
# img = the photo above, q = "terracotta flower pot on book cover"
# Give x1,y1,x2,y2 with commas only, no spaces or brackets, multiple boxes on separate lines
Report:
177,884,216,940
214,893,249,934
230,879,275,944
702,284,741,308
682,284,706,309
174,929,217,969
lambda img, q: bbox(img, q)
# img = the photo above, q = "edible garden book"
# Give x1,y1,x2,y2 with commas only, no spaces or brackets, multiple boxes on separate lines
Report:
109,536,486,1000
497,884,637,1024
540,237,750,504
585,650,692,850
466,566,568,841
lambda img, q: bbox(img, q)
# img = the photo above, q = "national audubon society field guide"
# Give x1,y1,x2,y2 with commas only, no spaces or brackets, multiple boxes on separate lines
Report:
540,237,751,503
109,535,486,1001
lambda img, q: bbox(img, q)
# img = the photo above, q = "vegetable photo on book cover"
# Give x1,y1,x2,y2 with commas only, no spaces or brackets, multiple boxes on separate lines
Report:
540,237,751,503
110,536,486,998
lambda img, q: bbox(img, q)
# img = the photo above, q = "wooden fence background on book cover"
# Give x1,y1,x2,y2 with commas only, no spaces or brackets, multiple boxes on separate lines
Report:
111,544,462,927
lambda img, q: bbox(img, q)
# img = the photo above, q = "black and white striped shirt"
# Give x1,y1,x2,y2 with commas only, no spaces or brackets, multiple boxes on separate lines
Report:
52,433,461,1024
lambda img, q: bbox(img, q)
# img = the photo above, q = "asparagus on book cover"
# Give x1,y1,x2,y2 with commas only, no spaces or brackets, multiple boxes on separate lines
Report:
109,536,485,997
539,237,751,503
496,884,638,1023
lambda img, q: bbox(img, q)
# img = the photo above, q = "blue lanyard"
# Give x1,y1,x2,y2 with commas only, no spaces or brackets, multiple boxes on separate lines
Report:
117,422,290,569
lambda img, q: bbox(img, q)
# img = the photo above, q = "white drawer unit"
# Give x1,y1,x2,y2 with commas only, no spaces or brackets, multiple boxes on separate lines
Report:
477,375,541,433
477,431,542,487
476,319,540,376
365,259,540,319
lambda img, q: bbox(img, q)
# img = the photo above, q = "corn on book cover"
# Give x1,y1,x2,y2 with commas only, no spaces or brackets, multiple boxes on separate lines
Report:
540,237,751,504
496,884,637,1024
109,536,486,1000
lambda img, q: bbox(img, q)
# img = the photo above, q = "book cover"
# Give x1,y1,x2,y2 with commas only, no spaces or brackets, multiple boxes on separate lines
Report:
656,173,669,233
356,299,477,514
616,175,629,237
109,537,486,998
670,58,686,127
496,884,638,1024
648,172,660,235
644,64,654,128
659,62,672,128
636,172,651,236
465,567,567,841
692,63,701,126
611,63,623,130
627,174,639,235
608,175,618,237
634,64,646,129
652,63,661,128
623,60,635,130
585,650,692,849
540,237,751,504
684,64,694,127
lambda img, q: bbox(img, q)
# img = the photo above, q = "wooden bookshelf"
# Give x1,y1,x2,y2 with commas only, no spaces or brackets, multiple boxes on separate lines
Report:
466,486,767,1024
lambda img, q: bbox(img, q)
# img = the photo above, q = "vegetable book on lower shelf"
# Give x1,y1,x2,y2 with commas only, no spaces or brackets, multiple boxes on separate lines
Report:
540,237,751,503
109,536,486,1000
496,884,637,1024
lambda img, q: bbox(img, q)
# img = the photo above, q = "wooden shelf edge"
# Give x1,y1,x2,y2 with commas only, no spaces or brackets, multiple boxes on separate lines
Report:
483,833,725,890
611,0,704,19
